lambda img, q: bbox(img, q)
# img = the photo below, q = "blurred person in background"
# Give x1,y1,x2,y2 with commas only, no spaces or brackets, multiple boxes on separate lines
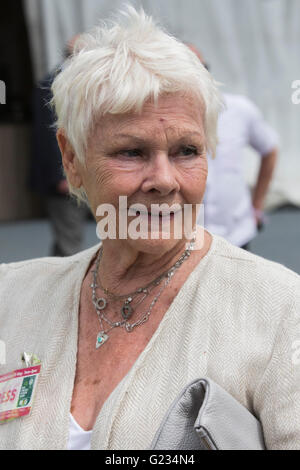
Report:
30,35,89,257
189,45,279,250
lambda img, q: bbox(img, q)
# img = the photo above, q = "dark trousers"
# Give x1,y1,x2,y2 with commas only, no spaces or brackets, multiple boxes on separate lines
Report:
45,195,90,257
241,242,251,251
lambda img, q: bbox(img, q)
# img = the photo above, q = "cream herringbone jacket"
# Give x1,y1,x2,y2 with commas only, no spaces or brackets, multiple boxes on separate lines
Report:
0,235,299,450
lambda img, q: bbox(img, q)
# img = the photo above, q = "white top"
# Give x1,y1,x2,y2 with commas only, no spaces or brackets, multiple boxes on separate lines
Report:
0,235,299,450
67,414,92,451
203,94,279,246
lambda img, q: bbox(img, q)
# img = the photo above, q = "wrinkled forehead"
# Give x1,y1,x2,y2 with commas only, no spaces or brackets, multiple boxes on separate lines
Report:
91,93,206,144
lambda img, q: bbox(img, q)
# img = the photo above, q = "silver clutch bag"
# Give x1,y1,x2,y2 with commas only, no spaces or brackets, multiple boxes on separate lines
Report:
150,378,265,450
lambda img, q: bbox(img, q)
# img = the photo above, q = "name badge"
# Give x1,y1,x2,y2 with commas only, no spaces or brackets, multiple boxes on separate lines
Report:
0,364,41,424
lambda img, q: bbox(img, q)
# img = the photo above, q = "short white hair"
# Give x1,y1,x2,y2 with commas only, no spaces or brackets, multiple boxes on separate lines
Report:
52,5,223,202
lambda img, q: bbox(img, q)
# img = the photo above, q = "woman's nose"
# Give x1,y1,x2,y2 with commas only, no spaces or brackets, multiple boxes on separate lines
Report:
141,152,180,196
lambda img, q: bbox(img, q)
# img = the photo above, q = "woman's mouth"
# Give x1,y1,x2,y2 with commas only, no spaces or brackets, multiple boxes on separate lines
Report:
135,210,179,219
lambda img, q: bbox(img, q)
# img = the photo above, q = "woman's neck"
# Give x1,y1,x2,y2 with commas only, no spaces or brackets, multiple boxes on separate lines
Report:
94,228,211,296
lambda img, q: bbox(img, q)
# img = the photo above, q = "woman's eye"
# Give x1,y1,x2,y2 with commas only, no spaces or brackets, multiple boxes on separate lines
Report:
178,146,198,157
120,149,142,158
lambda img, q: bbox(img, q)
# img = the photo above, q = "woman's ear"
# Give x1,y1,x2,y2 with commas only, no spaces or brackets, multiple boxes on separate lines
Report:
56,129,83,188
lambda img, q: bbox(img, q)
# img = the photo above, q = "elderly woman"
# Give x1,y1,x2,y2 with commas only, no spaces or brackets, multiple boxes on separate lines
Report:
0,7,299,450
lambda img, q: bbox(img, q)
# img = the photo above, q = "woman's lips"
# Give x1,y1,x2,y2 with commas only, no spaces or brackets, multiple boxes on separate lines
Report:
135,211,179,218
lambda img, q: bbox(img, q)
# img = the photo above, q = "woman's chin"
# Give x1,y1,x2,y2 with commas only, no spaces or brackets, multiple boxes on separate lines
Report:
123,233,186,255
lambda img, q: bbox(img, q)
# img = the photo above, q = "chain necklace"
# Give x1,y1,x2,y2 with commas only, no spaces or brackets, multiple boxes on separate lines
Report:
91,236,196,349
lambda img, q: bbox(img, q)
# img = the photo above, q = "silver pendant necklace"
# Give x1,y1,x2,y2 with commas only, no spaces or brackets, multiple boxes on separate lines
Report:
91,236,196,349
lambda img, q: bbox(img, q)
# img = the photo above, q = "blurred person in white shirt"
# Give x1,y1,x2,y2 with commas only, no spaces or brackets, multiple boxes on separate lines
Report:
189,45,278,249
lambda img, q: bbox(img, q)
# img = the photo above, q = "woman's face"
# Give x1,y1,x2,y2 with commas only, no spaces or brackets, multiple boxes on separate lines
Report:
75,93,208,253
